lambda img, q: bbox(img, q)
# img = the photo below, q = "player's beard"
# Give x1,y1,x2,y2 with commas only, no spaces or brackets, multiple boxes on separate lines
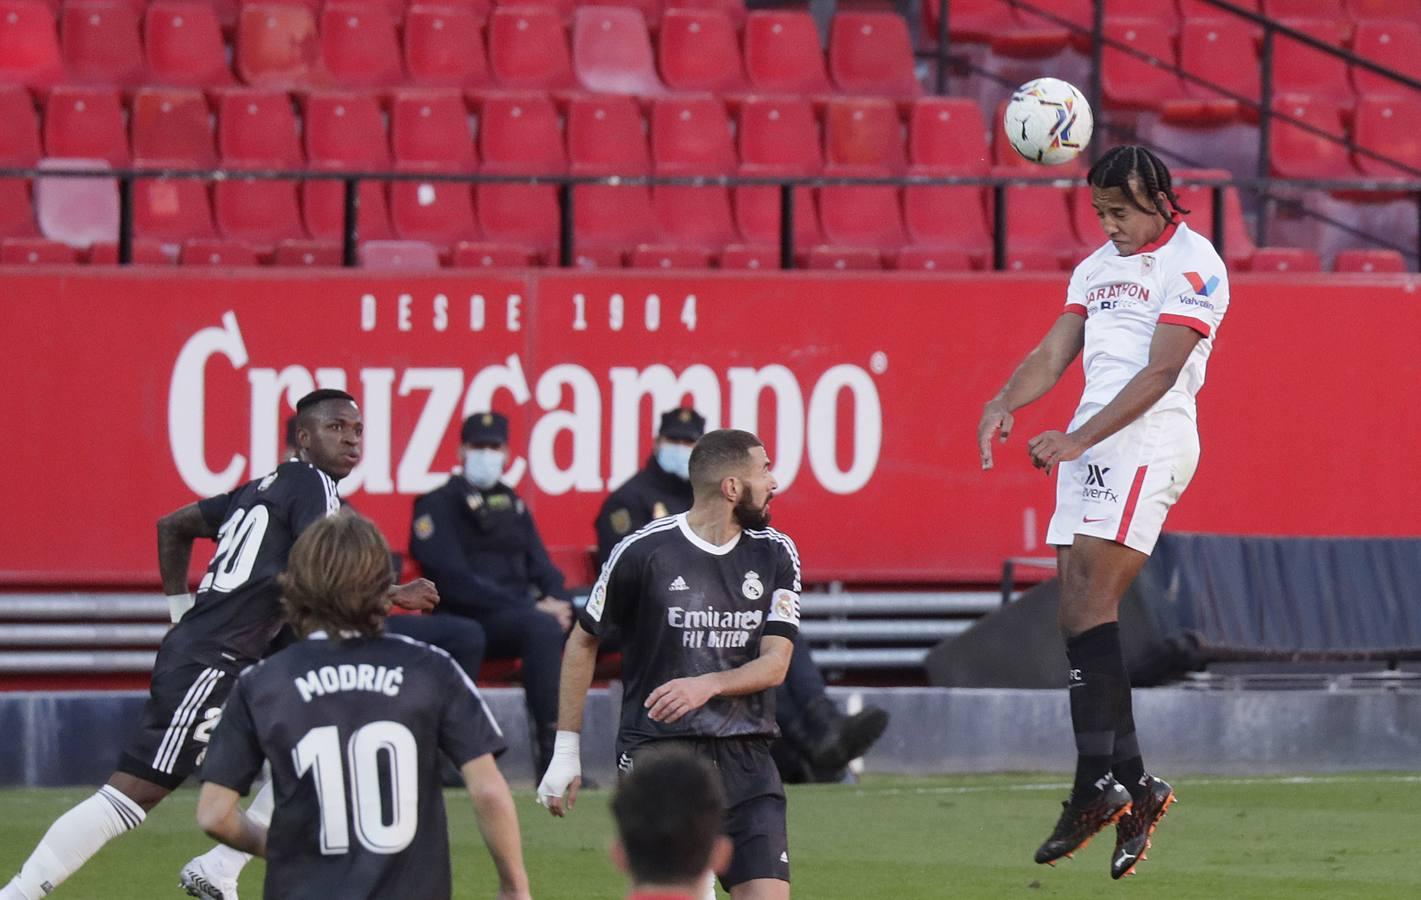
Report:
733,490,771,530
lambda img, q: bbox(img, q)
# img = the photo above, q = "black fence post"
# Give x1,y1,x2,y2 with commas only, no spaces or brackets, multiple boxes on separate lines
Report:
117,175,133,265
779,182,796,270
1212,184,1226,263
341,177,359,267
992,183,1006,271
558,183,574,268
1256,24,1275,249
935,0,949,95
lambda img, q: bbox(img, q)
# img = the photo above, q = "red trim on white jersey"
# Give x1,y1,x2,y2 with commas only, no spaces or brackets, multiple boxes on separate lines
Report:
1064,302,1087,317
1158,313,1211,337
1132,221,1179,256
1115,465,1150,544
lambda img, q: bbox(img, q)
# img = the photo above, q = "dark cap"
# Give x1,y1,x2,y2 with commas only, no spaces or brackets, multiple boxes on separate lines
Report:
461,411,510,445
658,407,706,441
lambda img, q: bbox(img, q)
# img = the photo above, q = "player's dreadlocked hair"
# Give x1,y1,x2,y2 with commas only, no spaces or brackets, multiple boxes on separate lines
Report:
1087,145,1190,223
282,514,393,639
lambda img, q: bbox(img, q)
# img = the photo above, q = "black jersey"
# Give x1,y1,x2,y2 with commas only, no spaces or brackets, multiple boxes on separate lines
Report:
166,461,343,669
578,513,802,748
200,631,506,900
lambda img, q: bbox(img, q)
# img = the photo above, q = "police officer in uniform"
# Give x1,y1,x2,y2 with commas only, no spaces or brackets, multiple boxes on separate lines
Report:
594,409,889,784
409,412,574,778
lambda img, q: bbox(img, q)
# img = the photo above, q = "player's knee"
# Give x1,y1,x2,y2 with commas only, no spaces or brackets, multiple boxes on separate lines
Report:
526,612,565,647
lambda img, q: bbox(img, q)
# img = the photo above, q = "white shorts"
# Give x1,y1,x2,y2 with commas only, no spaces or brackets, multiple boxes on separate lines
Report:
1045,407,1200,555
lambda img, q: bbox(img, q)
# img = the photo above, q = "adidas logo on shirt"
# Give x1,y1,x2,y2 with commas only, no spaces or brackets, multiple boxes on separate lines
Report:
668,576,689,592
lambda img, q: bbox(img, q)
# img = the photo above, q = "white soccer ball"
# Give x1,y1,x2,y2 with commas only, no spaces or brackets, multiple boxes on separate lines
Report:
1003,77,1094,166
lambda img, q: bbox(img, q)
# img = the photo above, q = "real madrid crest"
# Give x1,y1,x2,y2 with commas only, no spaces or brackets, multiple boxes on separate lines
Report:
741,570,763,601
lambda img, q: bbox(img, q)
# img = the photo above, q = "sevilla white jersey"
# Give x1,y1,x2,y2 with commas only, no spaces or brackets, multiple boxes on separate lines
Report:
1064,221,1229,421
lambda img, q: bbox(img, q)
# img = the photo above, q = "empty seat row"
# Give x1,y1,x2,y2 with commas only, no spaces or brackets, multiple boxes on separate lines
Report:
0,1,922,101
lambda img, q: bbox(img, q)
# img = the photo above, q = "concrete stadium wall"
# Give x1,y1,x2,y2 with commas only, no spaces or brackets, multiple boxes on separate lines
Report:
3,686,1418,788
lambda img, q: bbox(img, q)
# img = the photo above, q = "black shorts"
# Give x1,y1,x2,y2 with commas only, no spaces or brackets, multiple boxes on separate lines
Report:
116,650,236,790
624,736,789,889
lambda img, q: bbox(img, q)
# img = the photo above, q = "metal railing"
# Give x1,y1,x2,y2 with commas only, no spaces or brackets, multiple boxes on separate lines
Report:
922,0,1421,260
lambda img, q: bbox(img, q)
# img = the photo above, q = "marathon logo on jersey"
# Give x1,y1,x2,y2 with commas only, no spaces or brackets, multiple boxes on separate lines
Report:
1086,282,1152,312
1081,464,1118,502
668,605,764,649
293,664,404,702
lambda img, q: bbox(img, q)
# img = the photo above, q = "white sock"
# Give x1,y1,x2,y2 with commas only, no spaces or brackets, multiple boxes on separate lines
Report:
2,785,145,899
702,871,718,900
191,778,275,879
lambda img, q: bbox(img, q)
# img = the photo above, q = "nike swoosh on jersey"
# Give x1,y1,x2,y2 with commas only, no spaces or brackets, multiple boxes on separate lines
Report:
1083,516,1109,523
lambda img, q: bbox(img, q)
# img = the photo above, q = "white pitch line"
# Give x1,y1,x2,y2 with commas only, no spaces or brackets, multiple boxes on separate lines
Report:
848,774,1421,799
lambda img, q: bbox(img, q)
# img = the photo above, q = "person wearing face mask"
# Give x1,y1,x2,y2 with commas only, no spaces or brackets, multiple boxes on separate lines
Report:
594,409,890,787
409,411,575,779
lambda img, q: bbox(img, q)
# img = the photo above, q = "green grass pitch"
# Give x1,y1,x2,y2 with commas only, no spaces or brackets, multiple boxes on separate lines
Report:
2,773,1418,898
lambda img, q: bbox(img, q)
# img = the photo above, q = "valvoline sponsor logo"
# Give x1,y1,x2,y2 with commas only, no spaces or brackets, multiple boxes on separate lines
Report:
1184,271,1220,296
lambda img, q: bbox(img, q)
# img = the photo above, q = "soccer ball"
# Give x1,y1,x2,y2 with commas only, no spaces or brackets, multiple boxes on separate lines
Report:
1003,78,1094,166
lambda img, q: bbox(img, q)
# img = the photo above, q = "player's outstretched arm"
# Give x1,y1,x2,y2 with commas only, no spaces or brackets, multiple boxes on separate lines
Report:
462,754,533,900
537,623,600,816
979,313,1085,470
1027,322,1201,473
195,783,267,858
646,635,794,724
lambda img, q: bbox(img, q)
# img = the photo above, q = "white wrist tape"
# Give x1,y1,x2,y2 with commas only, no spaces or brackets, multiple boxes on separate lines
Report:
551,730,581,758
167,592,195,624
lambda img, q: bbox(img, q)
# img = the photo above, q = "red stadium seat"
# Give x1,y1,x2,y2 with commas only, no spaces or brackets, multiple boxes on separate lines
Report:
476,92,564,262
1178,0,1261,19
0,85,41,165
732,96,824,257
44,88,128,166
389,90,478,247
1262,0,1352,22
566,93,655,266
1273,17,1355,107
1347,0,1421,21
131,89,217,244
88,239,173,264
993,164,1079,269
824,97,906,173
61,1,145,87
1249,246,1322,272
450,241,538,267
627,245,713,269
180,238,261,266
672,0,746,28
2,237,79,264
236,2,318,90
1171,168,1256,269
273,240,343,266
1351,20,1421,98
360,239,442,268
34,157,119,249
320,1,404,88
1269,93,1353,179
1175,17,1257,121
131,89,215,166
828,13,921,102
303,91,394,241
218,89,302,164
404,4,491,89
743,11,832,98
657,9,746,94
922,0,1016,45
145,1,234,88
1101,17,1187,110
215,90,306,248
804,247,882,270
1352,95,1421,178
1333,247,1407,271
497,0,573,18
572,6,664,96
650,95,738,259
486,6,576,91
0,0,64,88
904,98,992,268
0,179,39,238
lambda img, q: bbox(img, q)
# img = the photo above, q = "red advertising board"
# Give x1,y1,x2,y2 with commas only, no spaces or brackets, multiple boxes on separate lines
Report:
2,270,1419,588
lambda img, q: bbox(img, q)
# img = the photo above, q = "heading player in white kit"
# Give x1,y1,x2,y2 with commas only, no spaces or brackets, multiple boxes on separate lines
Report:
977,145,1229,880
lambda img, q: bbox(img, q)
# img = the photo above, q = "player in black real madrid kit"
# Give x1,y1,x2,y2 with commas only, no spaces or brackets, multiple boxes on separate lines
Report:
0,390,437,900
539,429,800,900
196,515,529,900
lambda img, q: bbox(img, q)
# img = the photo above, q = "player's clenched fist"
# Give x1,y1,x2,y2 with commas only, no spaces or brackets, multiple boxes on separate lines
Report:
536,731,582,817
390,578,439,612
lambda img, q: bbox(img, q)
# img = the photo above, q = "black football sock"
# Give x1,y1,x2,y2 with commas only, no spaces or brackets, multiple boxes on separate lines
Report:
1066,622,1127,801
1112,731,1147,804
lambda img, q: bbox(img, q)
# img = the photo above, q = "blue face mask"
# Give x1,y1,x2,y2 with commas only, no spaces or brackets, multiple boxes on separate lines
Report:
461,449,506,490
656,442,692,480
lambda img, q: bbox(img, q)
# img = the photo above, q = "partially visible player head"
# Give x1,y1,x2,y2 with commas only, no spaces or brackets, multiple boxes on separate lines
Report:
689,428,776,530
281,514,393,639
1086,145,1190,257
610,748,731,894
294,389,362,480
